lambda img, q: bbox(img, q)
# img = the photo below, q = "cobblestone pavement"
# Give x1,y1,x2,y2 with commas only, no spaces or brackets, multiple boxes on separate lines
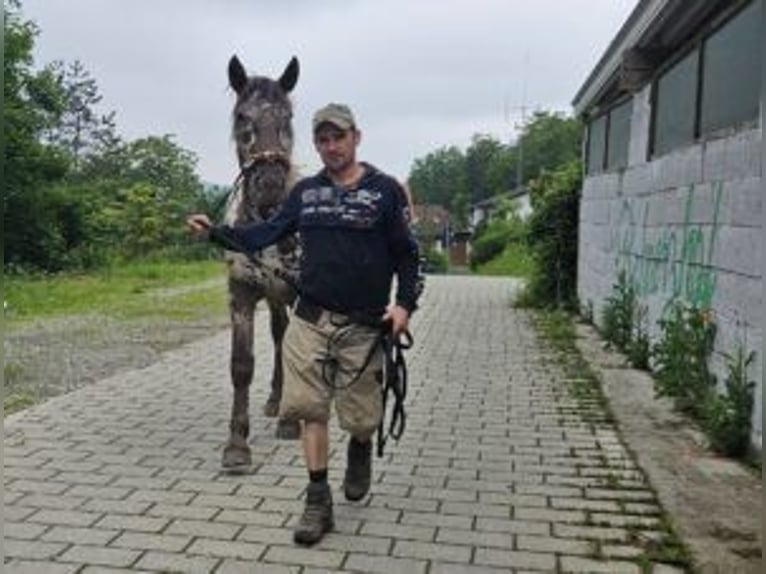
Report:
5,275,686,573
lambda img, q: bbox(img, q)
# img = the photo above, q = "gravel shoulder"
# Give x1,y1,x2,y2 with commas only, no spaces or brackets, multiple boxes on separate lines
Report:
4,286,231,412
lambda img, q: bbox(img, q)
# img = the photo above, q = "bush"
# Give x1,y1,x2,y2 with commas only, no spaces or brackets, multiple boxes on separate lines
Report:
703,347,756,457
522,160,581,309
470,206,525,270
652,302,717,417
421,248,448,273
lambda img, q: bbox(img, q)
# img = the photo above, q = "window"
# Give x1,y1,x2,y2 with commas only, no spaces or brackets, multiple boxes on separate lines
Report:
606,99,632,170
651,0,763,156
652,49,698,156
700,0,762,135
586,114,607,174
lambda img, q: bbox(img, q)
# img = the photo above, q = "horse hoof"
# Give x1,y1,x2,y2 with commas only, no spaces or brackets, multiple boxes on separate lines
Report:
275,419,301,440
263,400,280,418
222,443,252,471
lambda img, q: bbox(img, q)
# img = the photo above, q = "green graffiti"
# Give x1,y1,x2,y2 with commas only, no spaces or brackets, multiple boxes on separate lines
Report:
608,183,722,308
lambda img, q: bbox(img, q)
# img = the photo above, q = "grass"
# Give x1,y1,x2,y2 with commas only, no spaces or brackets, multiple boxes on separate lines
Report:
530,307,693,572
4,258,228,326
473,242,535,278
5,390,37,415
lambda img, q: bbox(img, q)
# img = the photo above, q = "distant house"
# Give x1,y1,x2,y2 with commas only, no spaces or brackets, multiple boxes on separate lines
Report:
411,204,451,253
470,187,531,229
411,204,472,267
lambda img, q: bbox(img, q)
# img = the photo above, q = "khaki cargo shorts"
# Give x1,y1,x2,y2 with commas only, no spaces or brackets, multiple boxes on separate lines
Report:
279,309,383,438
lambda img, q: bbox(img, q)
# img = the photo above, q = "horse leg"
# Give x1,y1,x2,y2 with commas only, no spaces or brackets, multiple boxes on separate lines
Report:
222,282,256,471
267,299,300,440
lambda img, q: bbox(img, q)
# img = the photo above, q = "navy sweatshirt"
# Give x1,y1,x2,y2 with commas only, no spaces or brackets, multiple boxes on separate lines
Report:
210,164,421,315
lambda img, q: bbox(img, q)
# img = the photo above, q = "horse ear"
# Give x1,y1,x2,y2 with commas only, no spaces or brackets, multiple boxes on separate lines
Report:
228,55,248,94
279,56,299,93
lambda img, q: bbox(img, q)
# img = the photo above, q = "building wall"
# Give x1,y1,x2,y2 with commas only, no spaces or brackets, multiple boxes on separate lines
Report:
578,85,763,449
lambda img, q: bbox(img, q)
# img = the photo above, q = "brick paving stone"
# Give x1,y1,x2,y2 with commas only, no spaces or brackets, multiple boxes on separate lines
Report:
166,518,243,540
344,553,428,574
399,511,473,530
5,506,39,522
392,540,472,563
15,494,86,510
436,528,512,549
78,568,154,574
236,525,294,545
514,507,587,523
559,556,642,573
262,545,345,568
8,480,71,495
94,514,170,533
5,538,68,560
6,521,49,540
516,534,593,555
186,538,267,560
430,563,515,574
148,502,220,521
58,545,142,568
41,526,120,545
473,548,557,570
110,531,192,552
5,560,81,574
360,521,436,542
554,523,630,542
79,499,152,518
28,509,102,528
135,551,220,573
4,276,684,572
217,561,300,574
215,509,289,527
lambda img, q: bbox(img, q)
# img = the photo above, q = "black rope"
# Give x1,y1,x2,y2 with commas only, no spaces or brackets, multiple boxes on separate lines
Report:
316,315,383,391
377,329,412,458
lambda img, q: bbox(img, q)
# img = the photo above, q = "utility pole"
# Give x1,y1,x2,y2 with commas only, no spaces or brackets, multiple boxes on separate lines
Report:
505,51,529,192
516,103,527,191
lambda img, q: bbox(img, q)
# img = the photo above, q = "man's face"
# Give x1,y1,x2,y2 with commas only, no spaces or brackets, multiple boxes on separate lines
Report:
313,123,360,173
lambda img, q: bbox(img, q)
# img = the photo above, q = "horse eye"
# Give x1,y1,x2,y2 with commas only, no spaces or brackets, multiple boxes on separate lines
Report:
238,127,256,145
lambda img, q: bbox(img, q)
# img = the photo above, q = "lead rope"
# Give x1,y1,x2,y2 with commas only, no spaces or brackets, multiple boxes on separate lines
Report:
377,329,413,458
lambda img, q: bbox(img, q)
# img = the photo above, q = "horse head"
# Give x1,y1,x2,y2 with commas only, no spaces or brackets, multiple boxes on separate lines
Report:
228,55,299,221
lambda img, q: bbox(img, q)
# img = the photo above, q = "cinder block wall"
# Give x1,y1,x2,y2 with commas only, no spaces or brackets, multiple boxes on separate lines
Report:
578,86,763,450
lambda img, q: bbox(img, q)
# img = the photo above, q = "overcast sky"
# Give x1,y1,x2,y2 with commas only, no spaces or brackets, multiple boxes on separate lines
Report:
21,0,636,185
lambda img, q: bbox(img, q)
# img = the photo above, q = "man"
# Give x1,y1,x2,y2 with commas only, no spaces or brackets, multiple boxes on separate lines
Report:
187,103,420,545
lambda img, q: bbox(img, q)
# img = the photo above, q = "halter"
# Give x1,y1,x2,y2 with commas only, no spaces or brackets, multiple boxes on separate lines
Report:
235,149,291,187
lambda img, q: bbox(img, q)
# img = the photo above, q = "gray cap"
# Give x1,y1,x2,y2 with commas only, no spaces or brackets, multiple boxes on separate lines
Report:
312,103,356,132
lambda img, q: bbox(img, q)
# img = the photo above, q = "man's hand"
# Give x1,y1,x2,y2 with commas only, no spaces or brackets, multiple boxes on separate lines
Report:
383,304,409,336
187,214,213,239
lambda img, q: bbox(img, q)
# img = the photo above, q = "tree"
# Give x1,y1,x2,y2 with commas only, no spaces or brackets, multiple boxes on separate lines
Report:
408,146,468,224
4,0,71,270
45,59,120,170
517,111,581,186
79,135,207,259
464,135,505,204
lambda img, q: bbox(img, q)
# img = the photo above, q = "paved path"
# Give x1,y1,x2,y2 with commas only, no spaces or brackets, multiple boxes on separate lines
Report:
6,275,685,573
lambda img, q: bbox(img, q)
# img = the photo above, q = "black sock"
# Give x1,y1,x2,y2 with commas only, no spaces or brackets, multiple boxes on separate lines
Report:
309,469,328,484
350,437,371,450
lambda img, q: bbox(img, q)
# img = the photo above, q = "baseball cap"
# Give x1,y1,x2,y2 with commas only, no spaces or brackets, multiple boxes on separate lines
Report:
312,103,356,132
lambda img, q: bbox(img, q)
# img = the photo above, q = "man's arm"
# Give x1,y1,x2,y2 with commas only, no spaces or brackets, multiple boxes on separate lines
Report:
189,188,301,254
388,182,422,315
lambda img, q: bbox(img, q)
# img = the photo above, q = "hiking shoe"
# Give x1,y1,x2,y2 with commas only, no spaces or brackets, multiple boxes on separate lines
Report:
293,482,334,545
343,437,372,501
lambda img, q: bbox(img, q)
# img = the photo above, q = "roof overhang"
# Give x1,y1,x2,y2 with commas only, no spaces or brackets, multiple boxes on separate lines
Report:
572,0,731,117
